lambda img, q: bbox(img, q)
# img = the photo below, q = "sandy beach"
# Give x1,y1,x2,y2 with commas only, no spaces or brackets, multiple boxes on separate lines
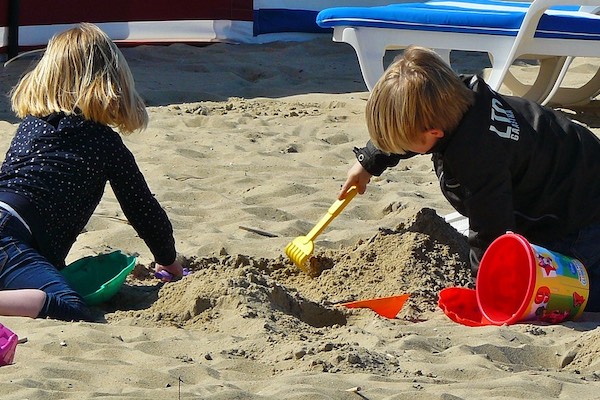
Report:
1,36,600,399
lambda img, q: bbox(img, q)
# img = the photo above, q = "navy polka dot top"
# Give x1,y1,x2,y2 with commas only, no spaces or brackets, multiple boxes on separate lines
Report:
0,113,176,268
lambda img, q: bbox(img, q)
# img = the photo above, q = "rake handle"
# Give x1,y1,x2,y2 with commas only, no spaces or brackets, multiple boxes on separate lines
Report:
305,186,357,241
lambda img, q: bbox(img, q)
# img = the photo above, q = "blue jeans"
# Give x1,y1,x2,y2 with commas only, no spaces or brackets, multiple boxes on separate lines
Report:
0,209,91,321
540,221,600,312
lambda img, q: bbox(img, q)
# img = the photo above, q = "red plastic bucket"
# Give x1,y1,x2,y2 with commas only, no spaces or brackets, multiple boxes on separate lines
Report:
476,232,589,325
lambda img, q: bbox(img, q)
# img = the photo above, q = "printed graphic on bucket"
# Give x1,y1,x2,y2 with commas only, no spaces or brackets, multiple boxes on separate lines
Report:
521,245,588,324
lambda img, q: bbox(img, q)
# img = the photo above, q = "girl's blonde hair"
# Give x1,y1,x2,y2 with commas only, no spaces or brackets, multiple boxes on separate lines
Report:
10,23,147,133
366,46,475,154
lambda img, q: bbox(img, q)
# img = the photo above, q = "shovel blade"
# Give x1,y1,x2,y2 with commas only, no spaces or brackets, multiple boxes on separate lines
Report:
342,294,410,319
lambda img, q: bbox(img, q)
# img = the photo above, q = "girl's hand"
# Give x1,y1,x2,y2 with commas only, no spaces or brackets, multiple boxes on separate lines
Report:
339,161,372,200
155,260,184,282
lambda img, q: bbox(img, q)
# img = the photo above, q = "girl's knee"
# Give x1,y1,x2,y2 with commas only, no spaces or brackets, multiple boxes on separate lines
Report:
39,291,92,321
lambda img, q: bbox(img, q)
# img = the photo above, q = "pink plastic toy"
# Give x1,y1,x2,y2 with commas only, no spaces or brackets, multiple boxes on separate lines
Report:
0,323,18,366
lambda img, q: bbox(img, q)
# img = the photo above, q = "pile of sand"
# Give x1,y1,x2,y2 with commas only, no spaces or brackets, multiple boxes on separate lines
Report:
110,207,471,323
92,208,473,376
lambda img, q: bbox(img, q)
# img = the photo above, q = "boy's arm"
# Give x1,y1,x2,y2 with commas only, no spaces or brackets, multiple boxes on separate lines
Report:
462,171,515,274
340,141,417,199
353,140,414,176
339,161,372,199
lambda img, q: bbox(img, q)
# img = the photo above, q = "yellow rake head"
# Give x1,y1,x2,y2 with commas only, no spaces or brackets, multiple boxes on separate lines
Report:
285,186,357,275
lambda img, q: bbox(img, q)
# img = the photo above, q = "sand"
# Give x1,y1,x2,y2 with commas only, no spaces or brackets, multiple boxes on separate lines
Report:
1,37,600,399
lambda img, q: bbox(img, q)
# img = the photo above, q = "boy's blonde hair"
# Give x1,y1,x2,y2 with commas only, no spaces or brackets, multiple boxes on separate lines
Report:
10,23,147,134
366,46,475,154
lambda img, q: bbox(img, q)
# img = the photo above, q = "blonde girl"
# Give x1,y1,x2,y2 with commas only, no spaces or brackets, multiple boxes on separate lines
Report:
0,23,182,320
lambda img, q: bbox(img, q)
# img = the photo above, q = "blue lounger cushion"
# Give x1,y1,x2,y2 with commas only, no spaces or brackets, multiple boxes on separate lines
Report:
316,0,600,40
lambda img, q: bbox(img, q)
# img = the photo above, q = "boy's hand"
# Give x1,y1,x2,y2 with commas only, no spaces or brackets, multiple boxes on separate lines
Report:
155,260,184,281
339,161,372,199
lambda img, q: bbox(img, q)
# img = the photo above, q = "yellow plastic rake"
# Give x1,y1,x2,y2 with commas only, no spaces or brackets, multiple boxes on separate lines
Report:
285,186,357,274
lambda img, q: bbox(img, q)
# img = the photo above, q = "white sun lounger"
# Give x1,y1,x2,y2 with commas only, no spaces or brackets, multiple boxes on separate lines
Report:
316,0,600,106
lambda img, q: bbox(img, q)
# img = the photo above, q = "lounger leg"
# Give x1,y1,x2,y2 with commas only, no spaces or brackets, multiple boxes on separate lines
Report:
484,44,516,92
545,60,600,106
334,27,386,91
516,56,568,102
487,54,569,104
541,56,574,106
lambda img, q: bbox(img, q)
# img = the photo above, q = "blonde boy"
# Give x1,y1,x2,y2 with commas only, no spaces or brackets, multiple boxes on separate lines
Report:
340,46,600,312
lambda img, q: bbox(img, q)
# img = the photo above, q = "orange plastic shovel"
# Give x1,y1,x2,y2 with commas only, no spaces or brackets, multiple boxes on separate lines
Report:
341,294,410,319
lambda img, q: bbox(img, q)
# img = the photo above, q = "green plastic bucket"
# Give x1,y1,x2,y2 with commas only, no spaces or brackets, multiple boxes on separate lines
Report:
61,251,137,305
